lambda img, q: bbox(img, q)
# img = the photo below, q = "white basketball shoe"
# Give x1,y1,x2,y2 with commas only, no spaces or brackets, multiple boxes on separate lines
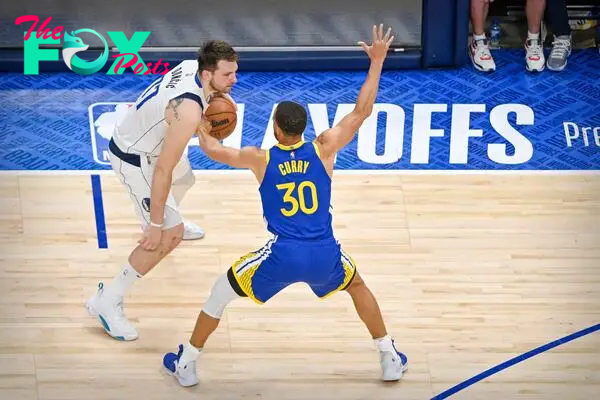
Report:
377,338,408,381
163,344,200,387
182,219,205,240
85,282,138,341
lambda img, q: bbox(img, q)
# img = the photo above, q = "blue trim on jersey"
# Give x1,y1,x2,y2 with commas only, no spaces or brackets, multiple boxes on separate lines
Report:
173,92,204,109
194,73,202,89
108,138,141,167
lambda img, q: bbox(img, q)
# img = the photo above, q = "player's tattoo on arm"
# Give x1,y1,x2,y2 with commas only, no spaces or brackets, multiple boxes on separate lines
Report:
166,98,184,124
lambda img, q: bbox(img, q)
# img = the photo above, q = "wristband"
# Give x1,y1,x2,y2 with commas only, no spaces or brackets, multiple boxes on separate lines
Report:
149,221,164,228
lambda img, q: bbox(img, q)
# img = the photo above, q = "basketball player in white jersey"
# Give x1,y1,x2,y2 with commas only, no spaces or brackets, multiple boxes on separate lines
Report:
85,41,239,341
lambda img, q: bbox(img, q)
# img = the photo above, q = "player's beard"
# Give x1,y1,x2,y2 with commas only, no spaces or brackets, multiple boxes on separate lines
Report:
209,78,231,94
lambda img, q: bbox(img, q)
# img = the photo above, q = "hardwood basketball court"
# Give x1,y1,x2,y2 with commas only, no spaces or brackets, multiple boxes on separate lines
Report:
0,171,598,399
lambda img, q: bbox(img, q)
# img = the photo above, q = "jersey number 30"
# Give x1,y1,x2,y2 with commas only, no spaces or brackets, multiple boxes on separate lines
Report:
276,181,318,217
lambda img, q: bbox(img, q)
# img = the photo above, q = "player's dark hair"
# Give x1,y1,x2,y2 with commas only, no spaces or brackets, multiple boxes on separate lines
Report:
197,40,239,72
274,101,307,136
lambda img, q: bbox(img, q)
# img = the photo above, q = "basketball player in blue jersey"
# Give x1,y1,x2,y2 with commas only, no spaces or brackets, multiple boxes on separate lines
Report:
163,24,406,386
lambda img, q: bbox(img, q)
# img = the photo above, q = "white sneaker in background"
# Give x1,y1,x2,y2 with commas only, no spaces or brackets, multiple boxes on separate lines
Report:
469,37,496,72
182,219,205,240
525,38,545,72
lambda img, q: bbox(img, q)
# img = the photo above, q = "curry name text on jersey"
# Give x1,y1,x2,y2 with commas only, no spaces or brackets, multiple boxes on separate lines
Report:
277,160,310,176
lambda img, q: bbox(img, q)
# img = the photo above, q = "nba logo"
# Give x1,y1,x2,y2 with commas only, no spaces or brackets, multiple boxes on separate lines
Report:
88,102,133,165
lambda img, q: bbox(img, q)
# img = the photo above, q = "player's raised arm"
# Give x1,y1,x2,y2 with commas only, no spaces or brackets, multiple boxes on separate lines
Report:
315,24,394,161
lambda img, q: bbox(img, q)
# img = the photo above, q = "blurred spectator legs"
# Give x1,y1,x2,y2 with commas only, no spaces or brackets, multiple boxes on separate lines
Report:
545,0,572,71
524,0,546,71
469,0,496,72
469,0,547,72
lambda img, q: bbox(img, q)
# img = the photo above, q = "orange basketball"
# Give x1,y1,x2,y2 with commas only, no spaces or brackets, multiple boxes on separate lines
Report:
205,94,237,140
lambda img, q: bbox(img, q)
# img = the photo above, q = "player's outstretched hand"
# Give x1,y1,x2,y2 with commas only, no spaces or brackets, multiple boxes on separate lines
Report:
357,24,394,63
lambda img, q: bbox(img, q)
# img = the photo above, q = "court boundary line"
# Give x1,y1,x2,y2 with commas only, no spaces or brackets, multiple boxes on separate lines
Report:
1,169,600,176
431,323,600,399
90,174,108,249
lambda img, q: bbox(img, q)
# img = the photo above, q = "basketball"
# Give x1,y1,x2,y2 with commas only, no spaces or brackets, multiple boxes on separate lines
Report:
205,94,237,140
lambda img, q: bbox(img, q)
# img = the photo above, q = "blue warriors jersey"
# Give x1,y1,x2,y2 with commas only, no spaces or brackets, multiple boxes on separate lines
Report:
259,141,333,240
231,140,356,305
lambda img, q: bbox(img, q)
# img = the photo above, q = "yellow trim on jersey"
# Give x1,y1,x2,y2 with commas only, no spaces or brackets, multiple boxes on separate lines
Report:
229,237,276,305
265,148,270,164
275,140,305,150
319,248,358,299
341,248,358,271
231,252,265,305
312,141,321,159
319,261,355,300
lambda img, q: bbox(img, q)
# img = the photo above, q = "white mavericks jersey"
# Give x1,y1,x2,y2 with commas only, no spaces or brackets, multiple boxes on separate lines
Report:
113,60,208,156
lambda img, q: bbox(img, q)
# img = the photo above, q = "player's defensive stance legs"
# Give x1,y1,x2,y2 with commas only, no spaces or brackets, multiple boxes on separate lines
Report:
344,271,408,381
162,239,407,386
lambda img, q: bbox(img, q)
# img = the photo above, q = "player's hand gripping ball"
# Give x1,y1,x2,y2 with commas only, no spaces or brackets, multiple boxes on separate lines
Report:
205,93,237,140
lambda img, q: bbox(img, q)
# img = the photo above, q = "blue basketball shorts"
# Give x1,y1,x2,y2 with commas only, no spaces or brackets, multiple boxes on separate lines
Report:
229,235,357,304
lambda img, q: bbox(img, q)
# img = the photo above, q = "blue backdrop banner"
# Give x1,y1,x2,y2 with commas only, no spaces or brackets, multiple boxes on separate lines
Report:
0,50,599,171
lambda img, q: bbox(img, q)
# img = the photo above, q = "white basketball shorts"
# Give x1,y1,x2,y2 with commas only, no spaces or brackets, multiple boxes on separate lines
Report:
108,138,187,230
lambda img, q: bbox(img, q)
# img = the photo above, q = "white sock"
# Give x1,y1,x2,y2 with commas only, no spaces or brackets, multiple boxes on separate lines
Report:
103,263,142,299
179,342,202,367
374,334,394,352
473,33,486,42
527,31,540,42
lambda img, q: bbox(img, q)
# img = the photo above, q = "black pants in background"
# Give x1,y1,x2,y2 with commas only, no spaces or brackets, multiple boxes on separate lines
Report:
545,0,571,37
